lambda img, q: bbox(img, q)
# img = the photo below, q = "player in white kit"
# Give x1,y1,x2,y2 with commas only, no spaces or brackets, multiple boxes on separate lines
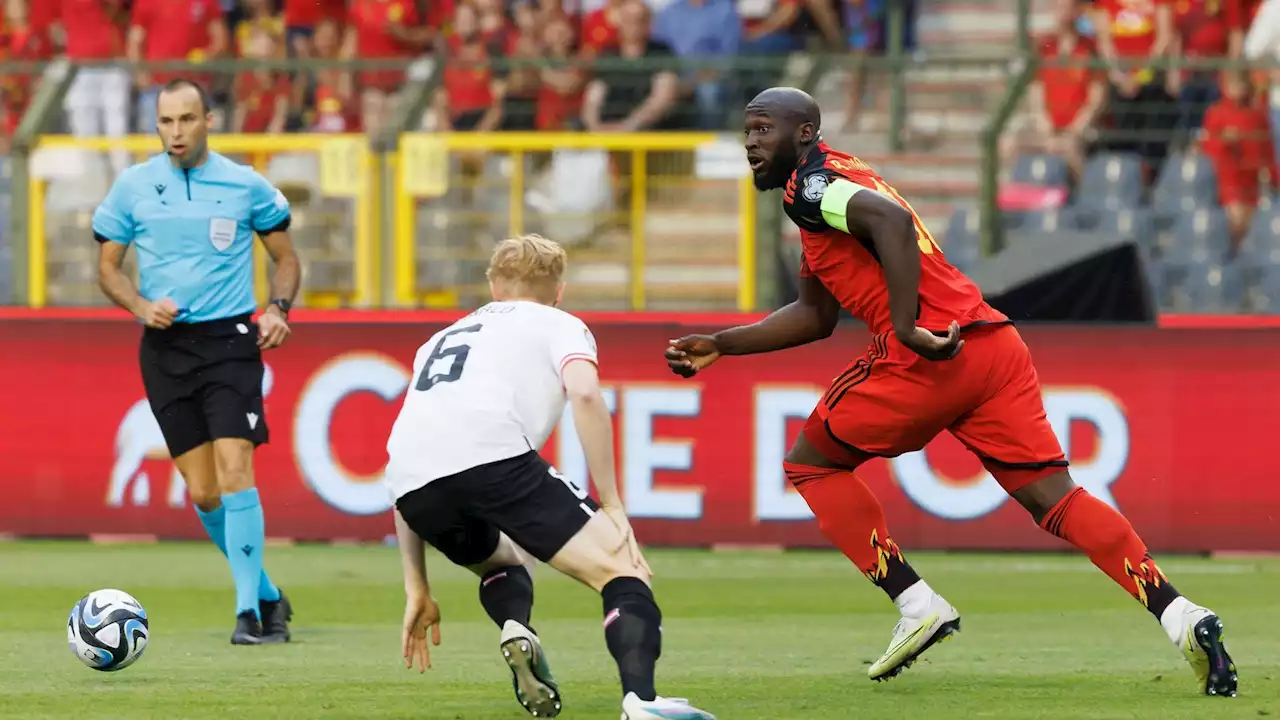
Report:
385,235,717,720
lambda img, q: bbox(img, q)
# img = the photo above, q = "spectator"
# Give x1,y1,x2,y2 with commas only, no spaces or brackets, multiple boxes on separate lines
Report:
231,28,289,134
1001,0,1107,181
537,12,589,131
740,0,801,55
1199,70,1275,249
1244,0,1280,176
439,1,506,132
581,0,623,57
1171,0,1245,138
127,0,228,132
652,0,741,129
284,0,345,59
236,0,285,58
581,0,679,132
841,0,918,133
49,0,129,178
1092,0,1177,169
312,18,358,132
504,0,545,131
0,0,51,139
344,0,432,138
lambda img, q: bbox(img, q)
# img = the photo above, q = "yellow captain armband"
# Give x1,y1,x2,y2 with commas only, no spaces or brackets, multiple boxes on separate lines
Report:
818,178,865,234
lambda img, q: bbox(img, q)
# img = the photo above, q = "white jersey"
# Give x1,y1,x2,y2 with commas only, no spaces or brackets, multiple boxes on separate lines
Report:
385,301,598,500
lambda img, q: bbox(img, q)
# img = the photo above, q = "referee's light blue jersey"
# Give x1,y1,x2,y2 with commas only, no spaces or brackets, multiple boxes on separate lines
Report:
92,151,293,324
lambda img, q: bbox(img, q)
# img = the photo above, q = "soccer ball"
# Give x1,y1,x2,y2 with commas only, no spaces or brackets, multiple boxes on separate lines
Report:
67,589,150,671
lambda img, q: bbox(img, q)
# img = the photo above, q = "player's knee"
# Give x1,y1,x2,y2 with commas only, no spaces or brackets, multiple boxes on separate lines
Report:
784,434,842,469
187,487,221,512
212,440,255,494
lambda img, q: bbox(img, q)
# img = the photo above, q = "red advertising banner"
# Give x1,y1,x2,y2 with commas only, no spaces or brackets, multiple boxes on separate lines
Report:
1,309,1278,552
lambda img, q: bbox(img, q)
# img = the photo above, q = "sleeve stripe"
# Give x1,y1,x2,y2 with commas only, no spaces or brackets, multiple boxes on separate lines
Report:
558,353,598,376
254,216,292,235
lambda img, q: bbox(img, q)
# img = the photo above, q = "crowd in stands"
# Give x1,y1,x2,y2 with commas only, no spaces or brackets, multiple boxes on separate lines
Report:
0,0,917,149
1004,0,1278,252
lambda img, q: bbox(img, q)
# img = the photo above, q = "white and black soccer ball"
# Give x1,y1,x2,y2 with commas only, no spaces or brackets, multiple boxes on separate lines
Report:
67,589,149,671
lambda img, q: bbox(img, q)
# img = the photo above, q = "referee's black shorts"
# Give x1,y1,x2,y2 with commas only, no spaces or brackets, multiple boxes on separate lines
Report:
139,313,268,458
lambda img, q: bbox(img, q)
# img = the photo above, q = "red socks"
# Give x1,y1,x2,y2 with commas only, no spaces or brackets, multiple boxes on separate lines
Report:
1040,487,1180,618
784,462,920,599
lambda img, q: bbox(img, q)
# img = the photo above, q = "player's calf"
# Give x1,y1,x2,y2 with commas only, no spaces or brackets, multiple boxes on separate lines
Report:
1017,471,1237,696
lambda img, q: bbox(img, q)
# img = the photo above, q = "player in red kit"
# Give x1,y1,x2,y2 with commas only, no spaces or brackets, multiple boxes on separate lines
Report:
664,87,1237,696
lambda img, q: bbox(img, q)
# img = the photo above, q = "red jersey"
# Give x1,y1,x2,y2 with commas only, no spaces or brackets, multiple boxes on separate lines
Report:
783,143,1008,334
1201,98,1275,204
284,0,347,28
53,0,126,60
350,0,422,90
1038,34,1103,130
1174,0,1242,57
581,7,619,55
443,34,499,115
235,72,290,133
130,0,222,84
1094,0,1167,57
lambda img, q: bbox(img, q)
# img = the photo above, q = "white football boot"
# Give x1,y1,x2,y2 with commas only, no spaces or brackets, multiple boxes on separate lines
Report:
1161,597,1238,697
868,582,961,681
500,620,562,717
621,693,717,720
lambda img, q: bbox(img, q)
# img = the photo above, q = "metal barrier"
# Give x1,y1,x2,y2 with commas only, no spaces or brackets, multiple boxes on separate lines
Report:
396,132,757,311
28,134,375,308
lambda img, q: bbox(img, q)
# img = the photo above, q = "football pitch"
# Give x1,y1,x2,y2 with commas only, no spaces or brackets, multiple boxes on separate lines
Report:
1,541,1277,719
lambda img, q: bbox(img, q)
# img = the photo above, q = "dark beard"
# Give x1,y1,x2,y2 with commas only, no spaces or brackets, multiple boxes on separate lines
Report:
752,149,799,191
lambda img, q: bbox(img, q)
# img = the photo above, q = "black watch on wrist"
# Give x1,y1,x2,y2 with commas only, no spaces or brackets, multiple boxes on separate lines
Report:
269,298,292,317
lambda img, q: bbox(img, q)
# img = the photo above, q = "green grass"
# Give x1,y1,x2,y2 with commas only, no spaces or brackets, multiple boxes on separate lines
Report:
1,541,1278,719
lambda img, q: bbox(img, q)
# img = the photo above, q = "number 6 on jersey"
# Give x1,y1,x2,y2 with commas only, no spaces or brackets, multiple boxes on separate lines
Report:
415,324,482,392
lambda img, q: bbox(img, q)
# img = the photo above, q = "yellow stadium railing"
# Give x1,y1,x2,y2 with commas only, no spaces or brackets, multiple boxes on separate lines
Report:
397,132,758,311
28,134,375,309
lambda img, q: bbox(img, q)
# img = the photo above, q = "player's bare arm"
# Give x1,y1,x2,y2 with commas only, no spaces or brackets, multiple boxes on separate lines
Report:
836,188,963,361
563,358,650,576
258,230,300,350
395,507,441,673
97,240,175,329
665,273,839,378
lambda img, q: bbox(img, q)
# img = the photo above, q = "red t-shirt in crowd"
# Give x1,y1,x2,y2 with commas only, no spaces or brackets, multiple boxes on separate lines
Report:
581,7,619,54
284,0,347,29
1175,0,1242,57
1039,34,1102,130
236,72,290,133
1202,98,1275,206
131,0,222,84
350,0,422,90
53,0,127,60
443,34,498,116
1095,0,1168,57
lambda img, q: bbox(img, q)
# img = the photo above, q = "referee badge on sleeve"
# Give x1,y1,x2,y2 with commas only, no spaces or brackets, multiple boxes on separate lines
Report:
209,218,238,251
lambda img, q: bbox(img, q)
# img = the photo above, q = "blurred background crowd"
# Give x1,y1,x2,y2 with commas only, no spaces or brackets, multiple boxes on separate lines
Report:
2,0,1279,314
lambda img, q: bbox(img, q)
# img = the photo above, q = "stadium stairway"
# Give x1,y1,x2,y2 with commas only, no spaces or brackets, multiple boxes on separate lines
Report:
809,0,1052,248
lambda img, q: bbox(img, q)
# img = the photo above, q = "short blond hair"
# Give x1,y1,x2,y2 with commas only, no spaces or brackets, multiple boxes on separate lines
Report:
486,234,567,301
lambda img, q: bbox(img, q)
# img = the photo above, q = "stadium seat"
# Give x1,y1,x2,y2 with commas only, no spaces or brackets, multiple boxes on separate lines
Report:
1016,207,1077,233
1010,153,1070,187
1075,153,1144,209
1072,207,1153,240
1158,208,1232,308
1241,205,1280,266
943,206,981,272
1150,152,1218,212
1171,259,1246,313
1250,263,1280,314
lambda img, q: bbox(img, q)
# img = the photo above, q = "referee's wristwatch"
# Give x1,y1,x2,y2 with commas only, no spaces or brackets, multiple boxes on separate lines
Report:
268,298,292,318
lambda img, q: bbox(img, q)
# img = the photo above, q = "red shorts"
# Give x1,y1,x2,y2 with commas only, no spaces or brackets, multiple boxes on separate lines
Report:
802,323,1067,492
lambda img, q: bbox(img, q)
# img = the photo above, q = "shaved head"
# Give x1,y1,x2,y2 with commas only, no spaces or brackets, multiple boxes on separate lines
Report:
743,87,823,191
745,87,821,134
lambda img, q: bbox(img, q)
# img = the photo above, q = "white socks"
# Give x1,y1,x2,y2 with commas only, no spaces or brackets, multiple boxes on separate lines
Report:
894,580,935,618
1160,596,1211,646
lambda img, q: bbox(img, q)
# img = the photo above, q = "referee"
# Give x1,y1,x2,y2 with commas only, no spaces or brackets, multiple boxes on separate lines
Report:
94,79,300,646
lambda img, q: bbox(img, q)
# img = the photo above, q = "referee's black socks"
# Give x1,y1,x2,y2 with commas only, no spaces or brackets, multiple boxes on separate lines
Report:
601,576,662,702
479,565,534,630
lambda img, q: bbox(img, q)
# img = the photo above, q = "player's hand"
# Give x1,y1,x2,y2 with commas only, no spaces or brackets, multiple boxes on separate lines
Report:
665,335,721,378
258,307,291,350
139,297,178,329
602,504,653,579
401,590,442,673
898,321,965,362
